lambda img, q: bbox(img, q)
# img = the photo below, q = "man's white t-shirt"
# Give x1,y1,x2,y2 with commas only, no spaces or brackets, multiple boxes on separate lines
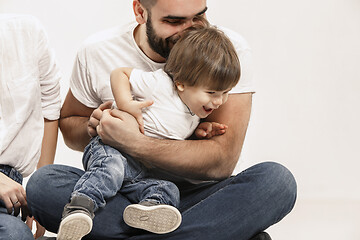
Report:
0,14,61,177
70,22,254,109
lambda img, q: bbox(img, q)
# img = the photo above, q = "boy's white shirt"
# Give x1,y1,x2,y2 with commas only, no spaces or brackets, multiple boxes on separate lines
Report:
114,68,200,140
0,14,61,177
70,22,255,110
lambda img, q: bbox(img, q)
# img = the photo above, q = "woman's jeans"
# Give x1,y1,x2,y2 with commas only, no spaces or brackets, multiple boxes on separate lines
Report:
27,160,297,240
0,165,34,240
73,136,180,211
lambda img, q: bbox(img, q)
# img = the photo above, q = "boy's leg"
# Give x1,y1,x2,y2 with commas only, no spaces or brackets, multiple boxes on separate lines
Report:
56,195,94,240
26,164,136,239
56,136,127,239
121,178,180,207
121,178,182,234
126,161,297,240
72,136,126,211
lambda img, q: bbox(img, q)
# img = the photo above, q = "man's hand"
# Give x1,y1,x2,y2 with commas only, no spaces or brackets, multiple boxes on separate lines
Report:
87,101,113,138
96,109,143,149
0,173,27,216
195,122,228,139
119,100,153,134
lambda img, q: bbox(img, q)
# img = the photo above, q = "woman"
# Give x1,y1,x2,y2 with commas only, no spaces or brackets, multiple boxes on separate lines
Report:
0,14,61,239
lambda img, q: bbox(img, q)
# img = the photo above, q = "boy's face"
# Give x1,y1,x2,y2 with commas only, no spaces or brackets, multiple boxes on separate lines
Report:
176,83,232,118
145,0,207,58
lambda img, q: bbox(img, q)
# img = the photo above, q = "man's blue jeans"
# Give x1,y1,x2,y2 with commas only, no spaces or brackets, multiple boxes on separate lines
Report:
73,136,179,211
27,161,296,240
0,165,34,240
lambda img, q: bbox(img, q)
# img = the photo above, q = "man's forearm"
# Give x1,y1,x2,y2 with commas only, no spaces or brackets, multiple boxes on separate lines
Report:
99,94,251,180
97,93,252,179
59,90,95,152
125,135,237,180
98,110,229,180
59,116,91,152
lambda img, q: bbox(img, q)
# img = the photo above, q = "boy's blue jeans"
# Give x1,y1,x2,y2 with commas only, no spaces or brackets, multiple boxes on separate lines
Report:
73,136,180,211
0,165,34,240
27,157,297,240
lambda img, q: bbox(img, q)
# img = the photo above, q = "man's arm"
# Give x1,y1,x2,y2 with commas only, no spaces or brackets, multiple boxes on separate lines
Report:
97,93,252,180
37,119,58,168
59,90,96,151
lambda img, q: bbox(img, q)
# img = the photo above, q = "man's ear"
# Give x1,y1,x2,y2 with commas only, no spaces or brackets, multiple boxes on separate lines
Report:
133,0,147,24
175,82,185,92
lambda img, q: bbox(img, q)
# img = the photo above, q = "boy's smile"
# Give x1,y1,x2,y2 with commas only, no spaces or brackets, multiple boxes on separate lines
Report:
176,83,231,118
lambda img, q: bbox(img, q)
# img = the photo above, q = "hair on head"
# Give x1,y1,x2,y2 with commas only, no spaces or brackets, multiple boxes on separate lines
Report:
164,22,241,91
139,0,157,11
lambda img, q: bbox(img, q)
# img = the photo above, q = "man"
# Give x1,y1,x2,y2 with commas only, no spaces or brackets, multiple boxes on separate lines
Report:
27,1,297,239
0,14,61,239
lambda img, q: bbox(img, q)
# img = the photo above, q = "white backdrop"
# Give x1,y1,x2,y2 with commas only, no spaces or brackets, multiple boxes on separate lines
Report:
1,0,359,202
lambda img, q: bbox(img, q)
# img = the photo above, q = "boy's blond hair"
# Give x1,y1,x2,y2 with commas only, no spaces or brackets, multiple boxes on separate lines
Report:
164,23,241,91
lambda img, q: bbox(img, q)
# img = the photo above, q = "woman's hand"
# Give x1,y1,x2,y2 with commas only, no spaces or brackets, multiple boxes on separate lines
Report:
0,172,27,216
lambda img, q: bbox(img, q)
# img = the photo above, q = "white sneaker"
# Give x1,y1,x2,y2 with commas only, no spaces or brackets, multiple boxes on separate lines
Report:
123,202,182,234
57,211,93,240
57,196,95,240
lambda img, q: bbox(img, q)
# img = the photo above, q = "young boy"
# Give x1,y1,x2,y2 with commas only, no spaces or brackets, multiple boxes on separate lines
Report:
57,23,240,239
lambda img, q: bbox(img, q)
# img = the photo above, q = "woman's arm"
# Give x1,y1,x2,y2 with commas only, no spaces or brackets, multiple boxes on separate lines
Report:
37,119,58,168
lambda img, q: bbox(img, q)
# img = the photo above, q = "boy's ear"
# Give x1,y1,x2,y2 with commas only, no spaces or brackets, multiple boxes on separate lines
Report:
175,82,185,92
133,0,148,24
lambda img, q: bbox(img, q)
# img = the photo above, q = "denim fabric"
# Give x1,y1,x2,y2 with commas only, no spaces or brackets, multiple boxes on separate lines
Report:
27,161,296,240
0,165,23,184
73,136,180,211
0,165,33,240
0,208,34,240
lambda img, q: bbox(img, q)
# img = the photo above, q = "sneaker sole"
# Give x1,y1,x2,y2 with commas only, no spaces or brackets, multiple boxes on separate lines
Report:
57,212,92,240
123,204,182,234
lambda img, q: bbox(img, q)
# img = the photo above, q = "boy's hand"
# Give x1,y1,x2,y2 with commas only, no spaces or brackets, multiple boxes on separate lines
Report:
121,100,153,134
195,122,228,139
88,101,113,138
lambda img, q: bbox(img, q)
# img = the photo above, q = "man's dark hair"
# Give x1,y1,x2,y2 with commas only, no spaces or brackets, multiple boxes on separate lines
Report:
139,0,157,11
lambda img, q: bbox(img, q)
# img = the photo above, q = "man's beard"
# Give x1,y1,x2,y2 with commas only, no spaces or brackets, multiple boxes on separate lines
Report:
146,16,179,59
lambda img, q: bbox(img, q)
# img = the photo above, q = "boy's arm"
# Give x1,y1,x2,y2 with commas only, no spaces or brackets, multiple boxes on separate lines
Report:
59,66,150,151
110,67,134,109
110,68,153,133
194,122,228,139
